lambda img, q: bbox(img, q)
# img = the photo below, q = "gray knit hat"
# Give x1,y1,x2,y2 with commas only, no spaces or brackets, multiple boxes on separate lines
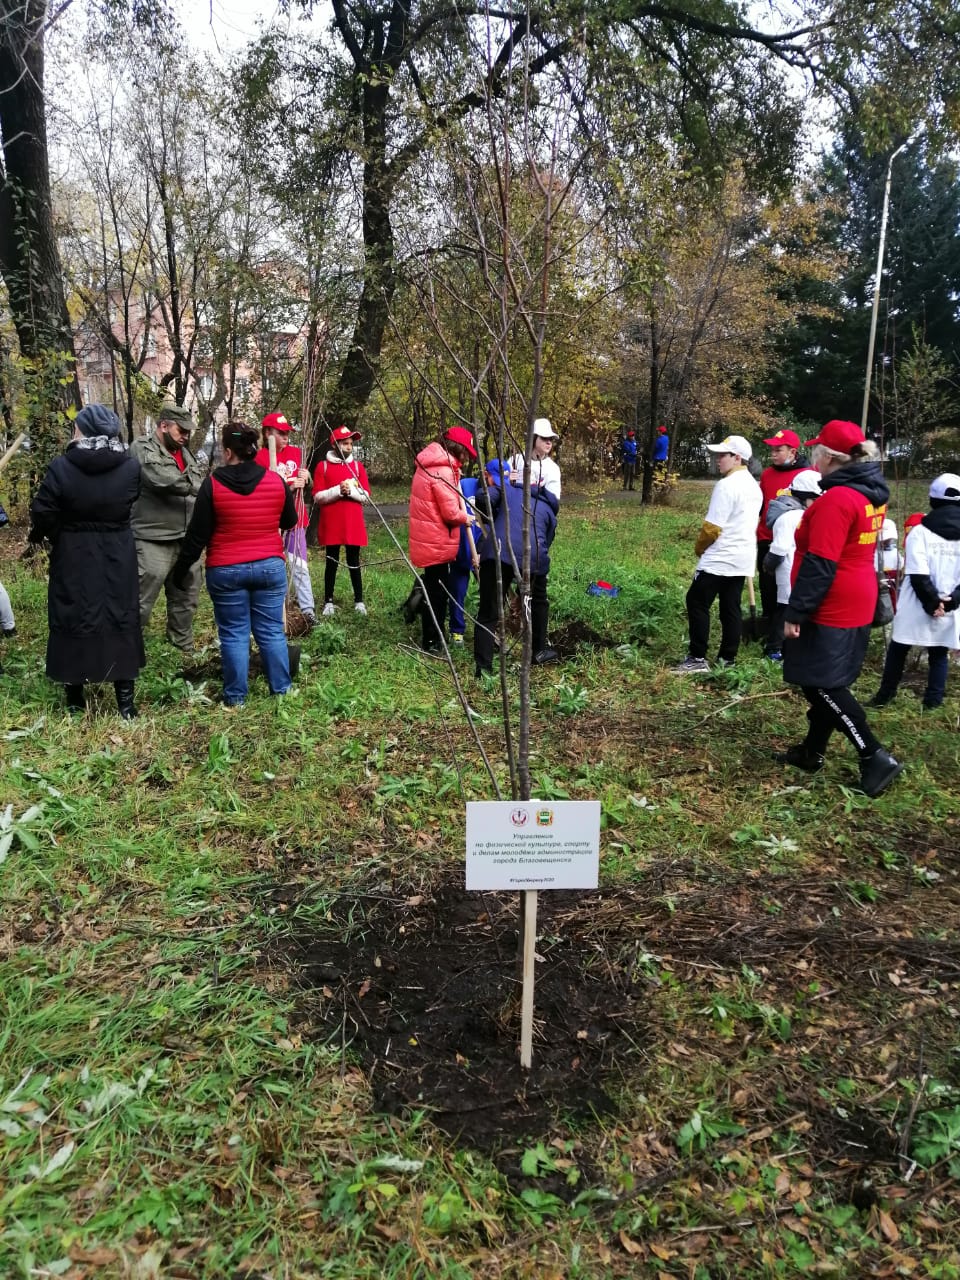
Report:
75,404,121,438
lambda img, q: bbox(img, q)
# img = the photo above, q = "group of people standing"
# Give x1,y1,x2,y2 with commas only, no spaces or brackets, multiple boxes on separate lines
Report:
24,406,373,712
407,418,561,673
675,419,960,798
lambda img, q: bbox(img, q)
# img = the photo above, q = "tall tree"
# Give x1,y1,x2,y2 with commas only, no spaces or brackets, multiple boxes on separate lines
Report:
0,1,79,412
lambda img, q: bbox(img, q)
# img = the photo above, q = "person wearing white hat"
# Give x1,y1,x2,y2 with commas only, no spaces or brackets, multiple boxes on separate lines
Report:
673,435,761,673
761,468,822,660
509,418,561,499
869,473,960,710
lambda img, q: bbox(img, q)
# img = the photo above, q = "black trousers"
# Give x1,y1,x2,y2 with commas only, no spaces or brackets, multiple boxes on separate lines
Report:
421,562,452,650
622,462,636,489
685,570,744,662
324,545,362,603
801,686,881,758
757,538,778,619
474,560,548,673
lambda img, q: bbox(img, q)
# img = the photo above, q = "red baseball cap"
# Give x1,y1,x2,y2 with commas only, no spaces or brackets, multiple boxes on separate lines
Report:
805,420,865,452
444,426,477,459
763,428,800,448
331,425,361,441
657,425,667,434
262,412,292,432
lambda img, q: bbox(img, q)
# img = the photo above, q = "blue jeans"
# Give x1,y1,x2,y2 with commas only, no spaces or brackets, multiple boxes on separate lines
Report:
449,563,472,634
206,558,290,704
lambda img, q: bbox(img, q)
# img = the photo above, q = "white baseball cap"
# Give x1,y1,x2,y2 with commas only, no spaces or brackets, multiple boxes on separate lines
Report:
929,473,960,501
790,468,822,496
881,517,898,540
532,417,559,439
706,434,752,461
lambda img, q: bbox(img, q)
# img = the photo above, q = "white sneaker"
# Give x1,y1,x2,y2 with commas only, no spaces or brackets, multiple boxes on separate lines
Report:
321,602,336,618
354,602,367,616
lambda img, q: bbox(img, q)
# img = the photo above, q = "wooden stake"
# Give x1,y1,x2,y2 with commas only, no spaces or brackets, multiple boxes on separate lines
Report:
519,889,538,1069
267,434,278,471
0,432,26,477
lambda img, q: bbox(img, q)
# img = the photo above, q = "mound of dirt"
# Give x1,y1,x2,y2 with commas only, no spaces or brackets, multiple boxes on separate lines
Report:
275,884,642,1172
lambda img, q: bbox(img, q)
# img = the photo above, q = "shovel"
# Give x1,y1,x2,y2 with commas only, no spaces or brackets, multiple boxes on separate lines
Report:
743,574,763,642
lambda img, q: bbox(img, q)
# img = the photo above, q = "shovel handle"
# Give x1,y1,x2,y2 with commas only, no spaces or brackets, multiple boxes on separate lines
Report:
746,574,756,609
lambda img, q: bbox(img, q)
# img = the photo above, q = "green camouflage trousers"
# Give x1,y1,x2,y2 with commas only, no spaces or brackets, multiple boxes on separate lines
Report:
136,538,201,651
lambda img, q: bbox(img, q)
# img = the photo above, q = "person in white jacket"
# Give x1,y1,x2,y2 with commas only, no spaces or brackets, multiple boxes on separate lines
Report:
673,435,762,673
509,418,561,499
761,469,822,661
869,473,960,710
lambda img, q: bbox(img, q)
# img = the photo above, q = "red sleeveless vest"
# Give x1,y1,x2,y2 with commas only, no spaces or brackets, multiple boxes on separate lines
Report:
206,470,287,567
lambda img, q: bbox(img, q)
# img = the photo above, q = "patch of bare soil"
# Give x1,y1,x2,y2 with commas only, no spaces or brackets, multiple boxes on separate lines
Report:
273,885,638,1186
268,853,960,1193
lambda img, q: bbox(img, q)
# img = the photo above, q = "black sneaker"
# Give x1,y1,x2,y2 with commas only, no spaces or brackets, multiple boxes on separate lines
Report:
772,743,825,773
867,691,894,708
859,749,904,798
532,647,560,665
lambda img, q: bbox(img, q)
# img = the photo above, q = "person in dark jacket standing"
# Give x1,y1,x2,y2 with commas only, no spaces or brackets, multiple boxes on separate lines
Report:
28,403,144,718
173,422,297,707
474,459,559,676
775,419,903,798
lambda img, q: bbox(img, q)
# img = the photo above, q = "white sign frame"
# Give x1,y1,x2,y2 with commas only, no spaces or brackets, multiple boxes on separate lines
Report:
465,800,600,891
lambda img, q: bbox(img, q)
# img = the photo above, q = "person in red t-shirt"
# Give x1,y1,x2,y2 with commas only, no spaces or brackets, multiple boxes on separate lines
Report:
756,428,807,654
312,426,371,617
774,420,903,798
255,412,316,624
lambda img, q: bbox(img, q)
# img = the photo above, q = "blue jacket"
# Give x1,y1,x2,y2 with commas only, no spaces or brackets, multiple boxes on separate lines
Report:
653,433,669,463
622,437,637,463
455,476,482,569
481,477,558,575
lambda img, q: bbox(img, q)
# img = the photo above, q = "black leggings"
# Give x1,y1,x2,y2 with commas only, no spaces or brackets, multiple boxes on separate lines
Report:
324,545,362,603
801,686,881,758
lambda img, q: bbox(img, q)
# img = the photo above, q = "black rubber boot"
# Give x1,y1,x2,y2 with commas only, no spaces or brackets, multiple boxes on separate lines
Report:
114,680,139,720
859,749,904,798
772,742,825,774
65,683,85,714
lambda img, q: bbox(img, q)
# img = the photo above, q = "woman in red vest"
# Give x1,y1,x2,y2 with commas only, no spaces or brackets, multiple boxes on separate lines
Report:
174,422,297,706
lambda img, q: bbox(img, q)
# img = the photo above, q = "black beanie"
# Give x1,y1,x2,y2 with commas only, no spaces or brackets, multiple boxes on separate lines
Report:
75,404,121,439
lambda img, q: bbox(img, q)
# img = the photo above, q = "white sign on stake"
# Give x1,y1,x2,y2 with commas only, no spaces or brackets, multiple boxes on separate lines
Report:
465,800,601,1070
465,800,600,891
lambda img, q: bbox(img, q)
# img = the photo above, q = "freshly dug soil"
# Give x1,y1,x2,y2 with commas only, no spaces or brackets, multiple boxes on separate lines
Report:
275,884,642,1163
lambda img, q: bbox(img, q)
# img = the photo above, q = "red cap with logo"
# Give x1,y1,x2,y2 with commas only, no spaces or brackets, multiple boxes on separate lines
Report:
805,420,865,452
262,412,292,432
331,425,361,441
443,426,478,459
763,428,800,448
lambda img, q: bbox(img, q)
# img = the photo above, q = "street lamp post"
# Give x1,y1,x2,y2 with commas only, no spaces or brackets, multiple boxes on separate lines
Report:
860,135,919,434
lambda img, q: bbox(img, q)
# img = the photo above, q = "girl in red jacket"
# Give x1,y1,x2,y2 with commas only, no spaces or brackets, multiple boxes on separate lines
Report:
312,426,371,617
408,426,477,653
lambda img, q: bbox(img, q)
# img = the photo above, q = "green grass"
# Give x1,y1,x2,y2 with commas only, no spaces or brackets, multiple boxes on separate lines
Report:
2,479,960,1277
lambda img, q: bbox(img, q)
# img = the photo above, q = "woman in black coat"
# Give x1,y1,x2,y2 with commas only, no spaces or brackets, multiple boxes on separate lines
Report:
29,404,145,717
